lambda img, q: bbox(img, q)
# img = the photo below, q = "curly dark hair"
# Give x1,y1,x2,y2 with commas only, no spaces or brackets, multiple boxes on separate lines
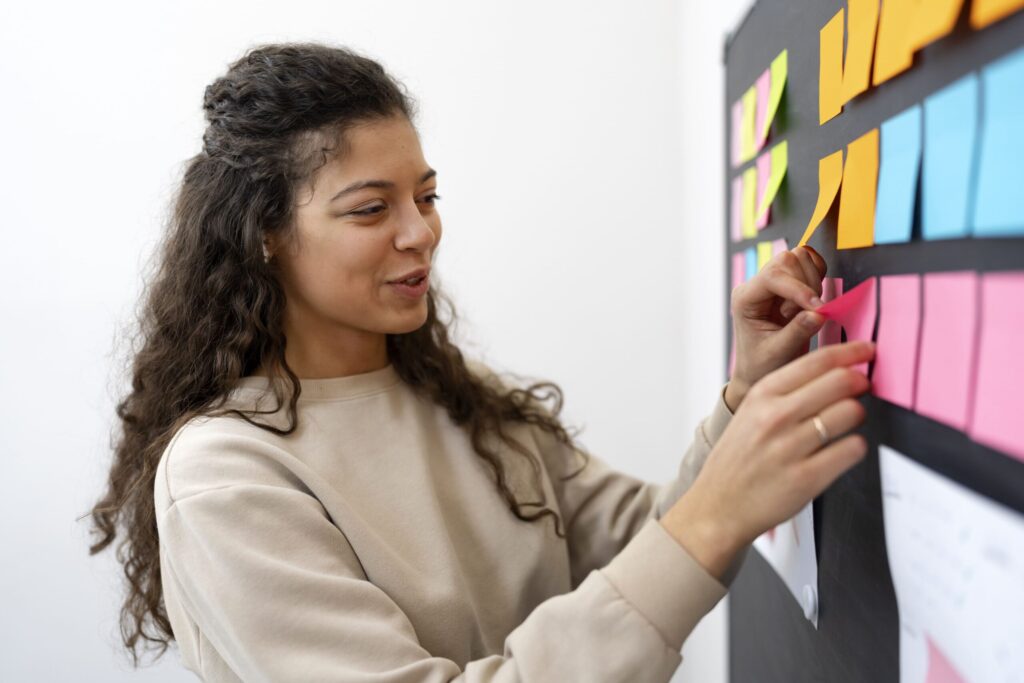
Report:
85,41,588,667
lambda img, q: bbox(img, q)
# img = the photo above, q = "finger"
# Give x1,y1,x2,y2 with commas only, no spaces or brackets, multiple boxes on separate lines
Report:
779,299,803,321
785,366,870,422
798,245,827,281
794,433,868,499
757,309,826,363
792,247,825,297
783,397,867,457
738,262,824,315
758,341,875,396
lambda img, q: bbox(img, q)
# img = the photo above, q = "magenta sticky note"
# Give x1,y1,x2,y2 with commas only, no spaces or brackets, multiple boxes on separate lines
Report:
873,275,921,408
755,68,771,151
969,272,1024,462
731,176,743,242
755,151,772,229
818,278,844,348
732,252,746,292
914,272,979,432
816,277,877,375
731,99,743,167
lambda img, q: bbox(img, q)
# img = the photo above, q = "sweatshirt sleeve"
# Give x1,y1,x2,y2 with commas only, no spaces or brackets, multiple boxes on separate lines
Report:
531,384,735,588
157,463,723,682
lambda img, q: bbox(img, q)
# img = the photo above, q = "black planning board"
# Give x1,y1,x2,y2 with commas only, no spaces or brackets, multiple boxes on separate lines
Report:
722,2,1024,681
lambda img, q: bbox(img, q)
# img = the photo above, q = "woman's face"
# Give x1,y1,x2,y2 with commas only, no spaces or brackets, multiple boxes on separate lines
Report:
268,114,442,371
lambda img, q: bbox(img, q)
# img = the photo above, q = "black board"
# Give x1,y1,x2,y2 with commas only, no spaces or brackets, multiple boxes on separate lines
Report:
723,2,1024,681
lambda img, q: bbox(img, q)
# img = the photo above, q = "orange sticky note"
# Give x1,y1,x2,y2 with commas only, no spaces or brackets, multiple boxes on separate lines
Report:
798,150,844,247
909,0,965,50
971,0,1024,28
841,0,880,104
820,9,845,124
838,128,879,250
874,0,916,86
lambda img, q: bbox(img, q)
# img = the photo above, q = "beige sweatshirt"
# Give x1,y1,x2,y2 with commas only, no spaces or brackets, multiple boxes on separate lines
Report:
153,360,737,682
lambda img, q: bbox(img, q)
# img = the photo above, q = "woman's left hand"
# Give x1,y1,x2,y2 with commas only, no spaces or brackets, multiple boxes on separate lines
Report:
726,246,829,412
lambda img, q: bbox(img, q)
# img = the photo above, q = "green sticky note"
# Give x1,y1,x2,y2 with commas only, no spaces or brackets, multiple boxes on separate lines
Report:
757,241,774,271
741,86,757,163
755,140,788,219
761,50,788,141
742,167,758,237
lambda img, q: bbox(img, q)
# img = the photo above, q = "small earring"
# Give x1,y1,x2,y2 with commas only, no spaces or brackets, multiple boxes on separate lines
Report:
262,243,272,264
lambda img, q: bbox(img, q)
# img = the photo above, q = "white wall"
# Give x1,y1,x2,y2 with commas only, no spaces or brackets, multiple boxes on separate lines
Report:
0,1,747,680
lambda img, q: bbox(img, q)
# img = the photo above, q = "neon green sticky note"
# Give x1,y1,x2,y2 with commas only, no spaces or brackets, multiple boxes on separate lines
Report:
760,50,788,141
755,140,788,220
742,167,758,237
757,241,774,271
741,86,757,163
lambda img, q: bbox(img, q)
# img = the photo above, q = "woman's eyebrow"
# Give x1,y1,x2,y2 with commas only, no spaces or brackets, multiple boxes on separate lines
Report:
329,168,437,203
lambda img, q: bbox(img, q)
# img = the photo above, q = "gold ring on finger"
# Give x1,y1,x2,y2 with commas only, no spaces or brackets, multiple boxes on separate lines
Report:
812,414,830,446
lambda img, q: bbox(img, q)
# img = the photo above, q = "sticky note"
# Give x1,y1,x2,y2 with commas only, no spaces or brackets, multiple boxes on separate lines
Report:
818,278,844,348
772,238,788,256
875,105,923,244
972,47,1024,236
914,272,979,432
838,128,879,250
756,141,788,224
742,167,758,238
755,151,772,229
873,275,921,408
761,50,788,142
820,9,845,125
841,0,881,104
874,0,916,86
969,272,1024,462
909,0,965,50
970,0,1024,28
731,175,743,242
732,252,746,292
745,247,758,282
799,150,844,247
757,241,774,271
922,74,979,241
741,86,757,163
731,99,743,167
755,69,772,151
816,277,877,375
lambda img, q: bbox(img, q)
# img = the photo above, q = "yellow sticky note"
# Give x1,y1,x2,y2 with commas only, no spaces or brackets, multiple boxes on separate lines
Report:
841,0,880,104
820,10,845,125
971,0,1024,28
874,0,916,86
910,0,965,50
755,141,788,220
757,241,774,271
798,150,844,247
760,50,788,142
838,128,879,250
741,86,757,163
742,167,758,238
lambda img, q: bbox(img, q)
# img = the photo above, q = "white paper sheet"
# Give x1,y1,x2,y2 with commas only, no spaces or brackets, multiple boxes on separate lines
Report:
752,502,819,627
880,445,1024,683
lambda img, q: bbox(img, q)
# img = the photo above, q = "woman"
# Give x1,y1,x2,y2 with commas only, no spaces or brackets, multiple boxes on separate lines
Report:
88,42,872,682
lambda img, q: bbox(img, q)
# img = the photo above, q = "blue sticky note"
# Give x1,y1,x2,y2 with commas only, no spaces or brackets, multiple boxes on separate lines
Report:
745,247,758,281
875,105,922,244
922,74,979,240
972,47,1024,236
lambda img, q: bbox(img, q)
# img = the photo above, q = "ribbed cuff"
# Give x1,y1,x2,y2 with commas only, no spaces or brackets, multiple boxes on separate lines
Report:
600,519,728,652
701,384,734,448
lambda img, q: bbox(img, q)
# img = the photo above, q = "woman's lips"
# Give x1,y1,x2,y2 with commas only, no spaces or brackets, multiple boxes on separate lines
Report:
387,274,429,298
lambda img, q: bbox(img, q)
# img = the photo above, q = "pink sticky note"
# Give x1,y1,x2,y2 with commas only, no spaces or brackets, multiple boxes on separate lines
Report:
755,68,771,151
873,275,921,409
771,238,788,256
731,99,743,167
816,277,877,375
755,151,772,229
732,252,746,292
731,176,743,242
915,272,979,432
969,272,1024,462
925,636,966,683
818,278,844,348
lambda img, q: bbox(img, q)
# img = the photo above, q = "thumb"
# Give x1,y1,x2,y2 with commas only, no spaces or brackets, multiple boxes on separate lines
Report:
762,310,825,362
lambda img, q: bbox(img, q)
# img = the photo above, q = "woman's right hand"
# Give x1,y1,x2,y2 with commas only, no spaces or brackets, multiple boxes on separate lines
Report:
660,340,875,579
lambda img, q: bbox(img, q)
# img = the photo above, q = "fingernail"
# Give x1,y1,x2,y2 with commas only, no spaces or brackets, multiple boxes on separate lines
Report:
810,296,824,308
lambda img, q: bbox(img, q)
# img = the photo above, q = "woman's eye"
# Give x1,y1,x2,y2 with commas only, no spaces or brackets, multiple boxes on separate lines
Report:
350,205,385,216
418,193,442,206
